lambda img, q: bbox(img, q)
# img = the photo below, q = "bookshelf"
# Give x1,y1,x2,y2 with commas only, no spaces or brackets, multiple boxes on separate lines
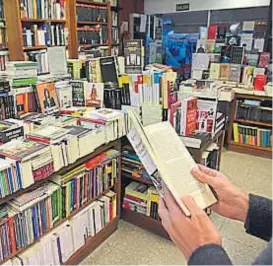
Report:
227,93,272,159
0,139,121,265
3,0,120,60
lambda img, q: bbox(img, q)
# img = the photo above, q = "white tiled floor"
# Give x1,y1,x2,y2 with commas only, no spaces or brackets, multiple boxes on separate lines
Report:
81,150,272,265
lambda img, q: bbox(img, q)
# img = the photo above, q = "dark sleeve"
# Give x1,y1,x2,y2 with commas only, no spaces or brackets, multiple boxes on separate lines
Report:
252,240,272,265
245,194,272,241
188,244,232,265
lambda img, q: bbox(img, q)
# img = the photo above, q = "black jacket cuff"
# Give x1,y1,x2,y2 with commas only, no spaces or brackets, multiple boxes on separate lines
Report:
245,194,272,241
188,244,232,265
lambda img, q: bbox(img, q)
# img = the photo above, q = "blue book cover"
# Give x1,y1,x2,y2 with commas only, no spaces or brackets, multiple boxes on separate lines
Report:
31,207,39,240
56,237,63,264
15,161,23,189
40,200,47,233
7,167,14,193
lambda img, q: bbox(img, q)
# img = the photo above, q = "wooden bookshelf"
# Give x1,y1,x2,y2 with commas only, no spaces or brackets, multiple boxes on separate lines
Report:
234,119,272,127
0,186,115,265
76,0,107,6
121,209,169,240
0,139,121,265
227,93,272,159
0,139,120,206
23,45,48,51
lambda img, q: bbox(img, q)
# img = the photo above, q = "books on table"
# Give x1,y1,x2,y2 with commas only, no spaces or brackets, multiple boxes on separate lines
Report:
127,108,217,216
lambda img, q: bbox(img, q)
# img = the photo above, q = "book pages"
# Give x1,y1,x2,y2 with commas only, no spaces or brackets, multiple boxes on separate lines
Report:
127,108,217,216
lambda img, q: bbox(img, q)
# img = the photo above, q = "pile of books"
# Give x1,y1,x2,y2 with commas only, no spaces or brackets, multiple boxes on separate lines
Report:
1,189,117,264
201,143,220,170
25,50,49,75
123,181,160,220
121,148,152,183
233,123,272,148
6,61,38,87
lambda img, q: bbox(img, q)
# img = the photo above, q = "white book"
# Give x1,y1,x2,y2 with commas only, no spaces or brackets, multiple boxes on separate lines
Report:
127,108,217,216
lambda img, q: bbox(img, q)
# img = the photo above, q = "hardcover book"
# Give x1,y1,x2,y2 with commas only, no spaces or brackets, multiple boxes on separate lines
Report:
124,40,143,74
220,63,231,80
258,52,270,68
230,46,244,65
209,63,220,79
230,64,241,83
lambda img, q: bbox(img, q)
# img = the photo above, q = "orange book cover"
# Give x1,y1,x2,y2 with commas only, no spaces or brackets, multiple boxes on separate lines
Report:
35,82,59,114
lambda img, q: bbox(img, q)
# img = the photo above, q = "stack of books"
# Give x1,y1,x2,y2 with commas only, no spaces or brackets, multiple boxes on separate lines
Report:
201,143,220,170
6,61,38,87
0,139,54,185
25,50,49,75
123,181,160,220
0,120,24,144
121,149,152,183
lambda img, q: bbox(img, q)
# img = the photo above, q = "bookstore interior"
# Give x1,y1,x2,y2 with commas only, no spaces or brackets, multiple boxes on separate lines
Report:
0,0,271,265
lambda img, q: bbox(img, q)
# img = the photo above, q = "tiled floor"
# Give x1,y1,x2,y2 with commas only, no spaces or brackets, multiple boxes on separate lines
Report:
81,151,272,265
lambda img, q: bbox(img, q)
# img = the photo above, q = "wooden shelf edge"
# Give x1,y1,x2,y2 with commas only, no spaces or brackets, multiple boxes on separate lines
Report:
21,18,66,23
234,119,272,127
0,186,116,265
76,0,107,7
77,21,108,25
121,208,170,240
235,93,272,101
64,217,119,265
0,140,120,205
228,142,272,159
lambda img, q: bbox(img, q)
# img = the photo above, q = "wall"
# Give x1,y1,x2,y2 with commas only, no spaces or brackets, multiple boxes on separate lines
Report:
119,0,144,22
144,0,270,14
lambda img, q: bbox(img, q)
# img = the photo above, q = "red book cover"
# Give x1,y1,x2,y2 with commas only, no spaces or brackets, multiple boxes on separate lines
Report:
254,75,267,91
33,161,54,181
258,52,270,68
208,25,218,40
184,98,198,136
8,217,17,254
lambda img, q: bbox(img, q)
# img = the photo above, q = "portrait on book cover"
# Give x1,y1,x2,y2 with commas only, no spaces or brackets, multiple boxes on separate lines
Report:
35,82,59,115
85,83,104,108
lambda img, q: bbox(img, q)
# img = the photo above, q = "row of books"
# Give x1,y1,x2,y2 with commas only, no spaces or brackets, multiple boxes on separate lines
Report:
122,181,160,221
0,52,8,71
77,26,108,46
233,123,272,148
0,24,6,49
236,100,272,124
25,50,49,75
77,4,108,23
0,187,117,264
22,23,66,47
0,95,16,120
121,149,152,183
20,0,66,20
201,143,220,170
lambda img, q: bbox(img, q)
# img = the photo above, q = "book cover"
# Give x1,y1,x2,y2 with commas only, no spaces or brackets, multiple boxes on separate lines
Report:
0,139,48,161
182,97,198,136
230,46,244,65
56,84,73,110
0,121,24,144
220,63,231,80
35,82,59,115
15,91,38,118
230,64,241,82
100,57,118,85
85,83,104,108
258,52,270,68
196,99,217,134
254,75,267,91
205,40,215,53
124,40,143,74
209,63,220,79
208,25,217,39
71,81,87,107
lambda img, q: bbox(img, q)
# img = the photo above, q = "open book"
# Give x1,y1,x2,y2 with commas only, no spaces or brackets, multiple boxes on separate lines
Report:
127,108,217,216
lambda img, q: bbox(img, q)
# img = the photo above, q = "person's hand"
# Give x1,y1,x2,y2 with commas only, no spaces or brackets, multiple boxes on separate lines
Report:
191,164,249,223
158,188,222,260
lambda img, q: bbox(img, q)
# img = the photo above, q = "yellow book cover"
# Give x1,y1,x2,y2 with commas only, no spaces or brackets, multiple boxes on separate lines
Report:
209,63,220,79
233,123,239,142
